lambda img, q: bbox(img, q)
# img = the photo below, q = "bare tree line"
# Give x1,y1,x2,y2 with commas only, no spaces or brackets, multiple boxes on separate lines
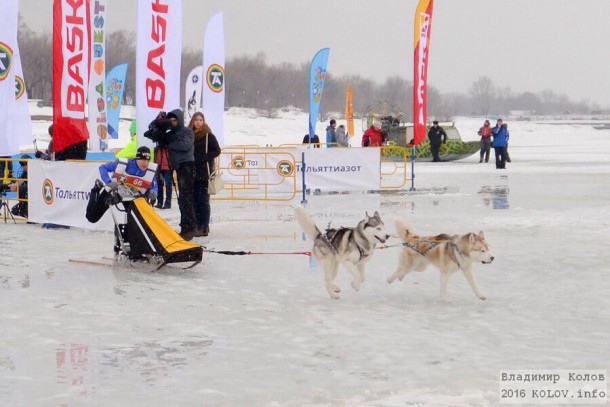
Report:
18,22,598,120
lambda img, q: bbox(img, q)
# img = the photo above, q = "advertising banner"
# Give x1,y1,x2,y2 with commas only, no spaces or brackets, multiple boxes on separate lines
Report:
308,48,329,142
0,0,18,155
184,65,203,124
52,0,91,153
105,62,128,138
136,0,182,150
412,0,434,145
202,12,225,146
88,0,108,151
28,160,114,231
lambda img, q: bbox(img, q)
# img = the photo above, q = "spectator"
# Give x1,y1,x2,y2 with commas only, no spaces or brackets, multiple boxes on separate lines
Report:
116,120,139,159
491,119,509,169
0,156,13,181
189,112,221,237
505,123,512,163
8,155,31,218
427,120,447,162
35,125,55,160
145,109,197,241
361,120,383,147
478,119,492,163
335,124,348,147
326,119,337,148
302,133,320,147
153,136,173,210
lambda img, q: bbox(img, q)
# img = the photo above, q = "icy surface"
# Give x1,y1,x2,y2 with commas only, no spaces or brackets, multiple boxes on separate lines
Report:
1,113,610,406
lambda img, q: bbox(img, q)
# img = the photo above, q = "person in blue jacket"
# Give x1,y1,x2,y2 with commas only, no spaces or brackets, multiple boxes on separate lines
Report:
491,119,509,169
86,146,158,224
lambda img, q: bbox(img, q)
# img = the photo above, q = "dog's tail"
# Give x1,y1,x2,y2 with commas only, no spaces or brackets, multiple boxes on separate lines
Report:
394,217,413,239
293,204,321,240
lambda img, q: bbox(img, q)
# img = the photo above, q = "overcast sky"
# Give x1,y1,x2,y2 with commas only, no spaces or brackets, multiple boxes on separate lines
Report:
18,0,610,107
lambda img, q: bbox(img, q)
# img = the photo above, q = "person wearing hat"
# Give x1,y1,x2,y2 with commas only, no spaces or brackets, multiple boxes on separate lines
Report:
86,146,158,223
326,119,337,148
427,120,447,162
361,119,384,147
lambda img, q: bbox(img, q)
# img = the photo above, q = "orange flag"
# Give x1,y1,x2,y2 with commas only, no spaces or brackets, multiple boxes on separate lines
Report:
344,83,354,137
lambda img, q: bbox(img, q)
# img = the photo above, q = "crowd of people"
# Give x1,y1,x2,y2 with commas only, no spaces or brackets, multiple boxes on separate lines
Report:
87,109,221,242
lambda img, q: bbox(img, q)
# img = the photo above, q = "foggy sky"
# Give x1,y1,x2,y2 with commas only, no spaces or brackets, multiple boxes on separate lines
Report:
18,0,610,107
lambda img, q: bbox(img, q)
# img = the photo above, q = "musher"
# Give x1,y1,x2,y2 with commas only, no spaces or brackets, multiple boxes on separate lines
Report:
86,146,158,257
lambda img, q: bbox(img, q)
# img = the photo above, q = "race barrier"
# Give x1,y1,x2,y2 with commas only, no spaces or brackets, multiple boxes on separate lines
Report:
11,147,414,226
28,160,115,231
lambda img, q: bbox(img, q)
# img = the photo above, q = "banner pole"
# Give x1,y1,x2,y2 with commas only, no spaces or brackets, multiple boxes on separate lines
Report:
410,147,416,191
300,152,307,204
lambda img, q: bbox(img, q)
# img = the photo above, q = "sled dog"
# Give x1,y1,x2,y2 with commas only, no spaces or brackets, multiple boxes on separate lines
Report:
294,205,390,299
388,218,494,301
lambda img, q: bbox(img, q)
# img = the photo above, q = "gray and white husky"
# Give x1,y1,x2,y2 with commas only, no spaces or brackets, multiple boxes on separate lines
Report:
294,205,390,299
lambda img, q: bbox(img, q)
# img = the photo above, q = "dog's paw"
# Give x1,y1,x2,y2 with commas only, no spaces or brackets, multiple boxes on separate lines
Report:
387,275,395,284
331,284,341,293
330,292,341,300
478,295,488,301
351,281,361,291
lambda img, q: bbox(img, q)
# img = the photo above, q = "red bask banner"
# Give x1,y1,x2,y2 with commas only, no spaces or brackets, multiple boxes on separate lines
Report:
52,0,91,153
412,0,434,145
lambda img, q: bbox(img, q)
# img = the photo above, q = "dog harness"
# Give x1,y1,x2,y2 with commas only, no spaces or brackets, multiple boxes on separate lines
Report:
403,237,464,268
319,228,371,261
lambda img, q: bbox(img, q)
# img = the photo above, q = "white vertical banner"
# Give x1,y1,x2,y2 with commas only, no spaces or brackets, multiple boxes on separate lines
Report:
202,12,225,146
184,65,203,124
136,0,183,150
9,48,33,151
0,0,18,156
88,0,108,152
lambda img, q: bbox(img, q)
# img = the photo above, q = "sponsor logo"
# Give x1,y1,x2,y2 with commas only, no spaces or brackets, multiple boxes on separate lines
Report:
42,179,54,205
191,73,200,84
231,156,245,169
0,42,13,81
15,75,24,99
206,64,224,93
312,66,326,103
61,0,88,117
146,0,169,108
277,160,294,177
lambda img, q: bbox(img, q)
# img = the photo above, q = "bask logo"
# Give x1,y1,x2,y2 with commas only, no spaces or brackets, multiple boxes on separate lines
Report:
0,42,13,81
42,179,54,205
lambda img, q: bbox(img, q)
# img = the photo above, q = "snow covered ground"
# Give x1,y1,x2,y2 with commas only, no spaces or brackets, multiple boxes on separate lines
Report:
1,111,610,406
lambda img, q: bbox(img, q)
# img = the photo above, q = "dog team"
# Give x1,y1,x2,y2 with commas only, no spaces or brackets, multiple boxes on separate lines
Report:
293,205,495,301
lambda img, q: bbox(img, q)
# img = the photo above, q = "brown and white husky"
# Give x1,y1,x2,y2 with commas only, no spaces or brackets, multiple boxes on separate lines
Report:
388,218,494,301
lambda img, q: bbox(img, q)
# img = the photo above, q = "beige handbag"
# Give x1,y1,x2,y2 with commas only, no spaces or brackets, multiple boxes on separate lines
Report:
206,134,224,195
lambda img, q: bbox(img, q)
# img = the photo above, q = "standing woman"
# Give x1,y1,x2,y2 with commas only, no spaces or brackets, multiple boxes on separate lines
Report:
189,112,221,237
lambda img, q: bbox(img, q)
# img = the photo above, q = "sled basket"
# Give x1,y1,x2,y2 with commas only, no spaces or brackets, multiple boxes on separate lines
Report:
125,197,203,264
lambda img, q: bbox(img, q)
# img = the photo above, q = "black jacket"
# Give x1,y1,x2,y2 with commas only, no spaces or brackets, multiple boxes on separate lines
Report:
194,132,221,181
427,126,447,144
165,109,195,169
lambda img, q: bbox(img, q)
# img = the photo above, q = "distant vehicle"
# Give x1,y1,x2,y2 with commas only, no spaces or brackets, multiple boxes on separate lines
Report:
361,100,479,162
